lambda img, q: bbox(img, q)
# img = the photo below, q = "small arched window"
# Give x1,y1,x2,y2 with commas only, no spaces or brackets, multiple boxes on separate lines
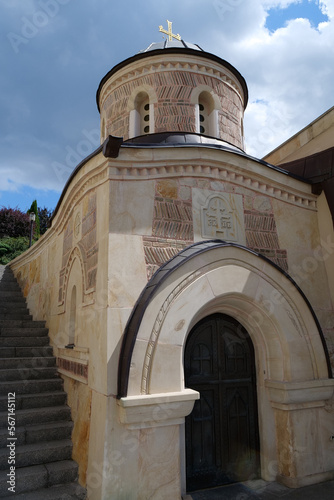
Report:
198,92,216,136
129,91,152,138
140,98,150,135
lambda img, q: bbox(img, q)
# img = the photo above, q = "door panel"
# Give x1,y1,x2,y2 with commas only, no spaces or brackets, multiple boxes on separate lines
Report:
185,314,260,492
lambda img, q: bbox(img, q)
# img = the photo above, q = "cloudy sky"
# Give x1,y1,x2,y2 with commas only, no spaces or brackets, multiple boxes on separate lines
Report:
1,0,333,212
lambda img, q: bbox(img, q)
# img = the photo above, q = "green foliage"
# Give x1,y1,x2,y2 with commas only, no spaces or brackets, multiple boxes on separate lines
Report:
0,202,53,263
38,206,53,235
0,237,29,264
28,200,40,238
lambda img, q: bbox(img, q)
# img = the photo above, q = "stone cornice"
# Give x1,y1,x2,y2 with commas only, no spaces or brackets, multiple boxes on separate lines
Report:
106,155,317,211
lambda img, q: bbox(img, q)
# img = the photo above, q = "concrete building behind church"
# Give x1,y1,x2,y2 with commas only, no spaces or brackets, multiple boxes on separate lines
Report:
9,29,334,499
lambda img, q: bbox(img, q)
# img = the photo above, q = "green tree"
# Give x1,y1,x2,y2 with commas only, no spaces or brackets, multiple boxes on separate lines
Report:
38,206,53,235
27,200,40,239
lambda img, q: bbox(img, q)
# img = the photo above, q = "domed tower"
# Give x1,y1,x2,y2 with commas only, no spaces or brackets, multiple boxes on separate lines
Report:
96,25,248,150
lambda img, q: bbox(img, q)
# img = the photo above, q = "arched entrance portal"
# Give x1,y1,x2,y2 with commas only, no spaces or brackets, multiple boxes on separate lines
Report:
117,241,334,497
185,313,260,492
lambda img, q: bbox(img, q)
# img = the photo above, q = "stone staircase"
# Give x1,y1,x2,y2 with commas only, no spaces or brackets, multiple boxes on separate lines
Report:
0,266,86,499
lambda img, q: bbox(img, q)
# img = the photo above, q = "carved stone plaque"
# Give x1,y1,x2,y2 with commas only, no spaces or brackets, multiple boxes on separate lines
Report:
201,194,239,241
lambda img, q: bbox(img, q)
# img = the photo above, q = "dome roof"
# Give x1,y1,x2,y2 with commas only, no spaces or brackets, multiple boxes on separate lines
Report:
139,39,203,52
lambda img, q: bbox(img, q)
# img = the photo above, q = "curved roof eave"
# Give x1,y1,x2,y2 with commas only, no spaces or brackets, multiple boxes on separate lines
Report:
50,144,103,222
96,47,249,112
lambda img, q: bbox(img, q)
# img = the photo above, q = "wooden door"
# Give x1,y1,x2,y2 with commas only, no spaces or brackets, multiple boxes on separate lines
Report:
185,314,260,492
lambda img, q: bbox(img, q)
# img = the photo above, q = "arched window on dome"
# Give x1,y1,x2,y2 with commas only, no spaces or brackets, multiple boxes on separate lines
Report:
197,91,218,137
129,91,153,138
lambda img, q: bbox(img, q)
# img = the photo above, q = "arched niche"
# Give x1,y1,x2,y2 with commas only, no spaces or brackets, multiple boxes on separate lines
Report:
63,247,85,347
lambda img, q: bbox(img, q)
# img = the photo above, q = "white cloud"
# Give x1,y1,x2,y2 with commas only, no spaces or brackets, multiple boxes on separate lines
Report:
207,0,334,157
319,0,334,17
1,0,333,203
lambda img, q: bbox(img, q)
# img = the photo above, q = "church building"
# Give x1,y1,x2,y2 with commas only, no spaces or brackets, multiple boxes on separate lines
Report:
9,22,334,499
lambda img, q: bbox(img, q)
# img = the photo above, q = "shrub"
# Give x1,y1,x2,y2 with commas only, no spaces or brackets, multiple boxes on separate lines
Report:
0,207,30,238
0,237,29,264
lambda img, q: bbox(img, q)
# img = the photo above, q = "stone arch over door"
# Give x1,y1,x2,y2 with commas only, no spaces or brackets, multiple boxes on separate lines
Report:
117,241,334,492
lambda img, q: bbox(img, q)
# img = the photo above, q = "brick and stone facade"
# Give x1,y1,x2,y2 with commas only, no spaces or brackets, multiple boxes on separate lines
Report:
9,40,334,500
98,49,247,149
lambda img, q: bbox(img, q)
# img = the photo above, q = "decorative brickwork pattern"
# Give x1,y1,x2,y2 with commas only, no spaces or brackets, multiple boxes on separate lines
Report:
57,357,88,381
143,180,194,279
100,64,244,148
245,210,288,271
143,237,191,280
153,197,193,240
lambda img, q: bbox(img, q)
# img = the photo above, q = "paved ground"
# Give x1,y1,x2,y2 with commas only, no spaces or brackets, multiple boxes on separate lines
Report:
184,479,334,499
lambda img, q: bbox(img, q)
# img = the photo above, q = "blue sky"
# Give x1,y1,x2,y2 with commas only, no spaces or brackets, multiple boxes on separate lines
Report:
1,0,333,212
266,0,328,30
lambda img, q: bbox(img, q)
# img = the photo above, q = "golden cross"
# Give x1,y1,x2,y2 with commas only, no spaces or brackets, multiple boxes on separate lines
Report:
159,20,181,41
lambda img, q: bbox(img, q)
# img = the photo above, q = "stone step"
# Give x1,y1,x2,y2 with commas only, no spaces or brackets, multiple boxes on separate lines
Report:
0,356,56,369
0,367,58,382
0,405,71,429
0,336,49,347
0,439,73,470
0,303,29,311
0,460,80,498
0,282,21,291
0,276,18,286
0,378,63,397
0,295,26,304
0,320,46,328
0,390,67,412
0,313,32,321
0,346,54,358
0,273,17,282
0,268,84,497
0,327,49,337
0,421,73,447
1,481,86,499
0,290,22,298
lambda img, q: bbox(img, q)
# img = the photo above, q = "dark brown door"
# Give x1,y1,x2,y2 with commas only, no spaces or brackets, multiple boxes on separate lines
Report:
185,314,260,492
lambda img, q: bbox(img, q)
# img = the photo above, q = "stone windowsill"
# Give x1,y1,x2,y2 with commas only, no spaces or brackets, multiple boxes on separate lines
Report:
57,345,89,363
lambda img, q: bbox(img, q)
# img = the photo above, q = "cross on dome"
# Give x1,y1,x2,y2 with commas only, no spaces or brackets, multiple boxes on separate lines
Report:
158,20,181,41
